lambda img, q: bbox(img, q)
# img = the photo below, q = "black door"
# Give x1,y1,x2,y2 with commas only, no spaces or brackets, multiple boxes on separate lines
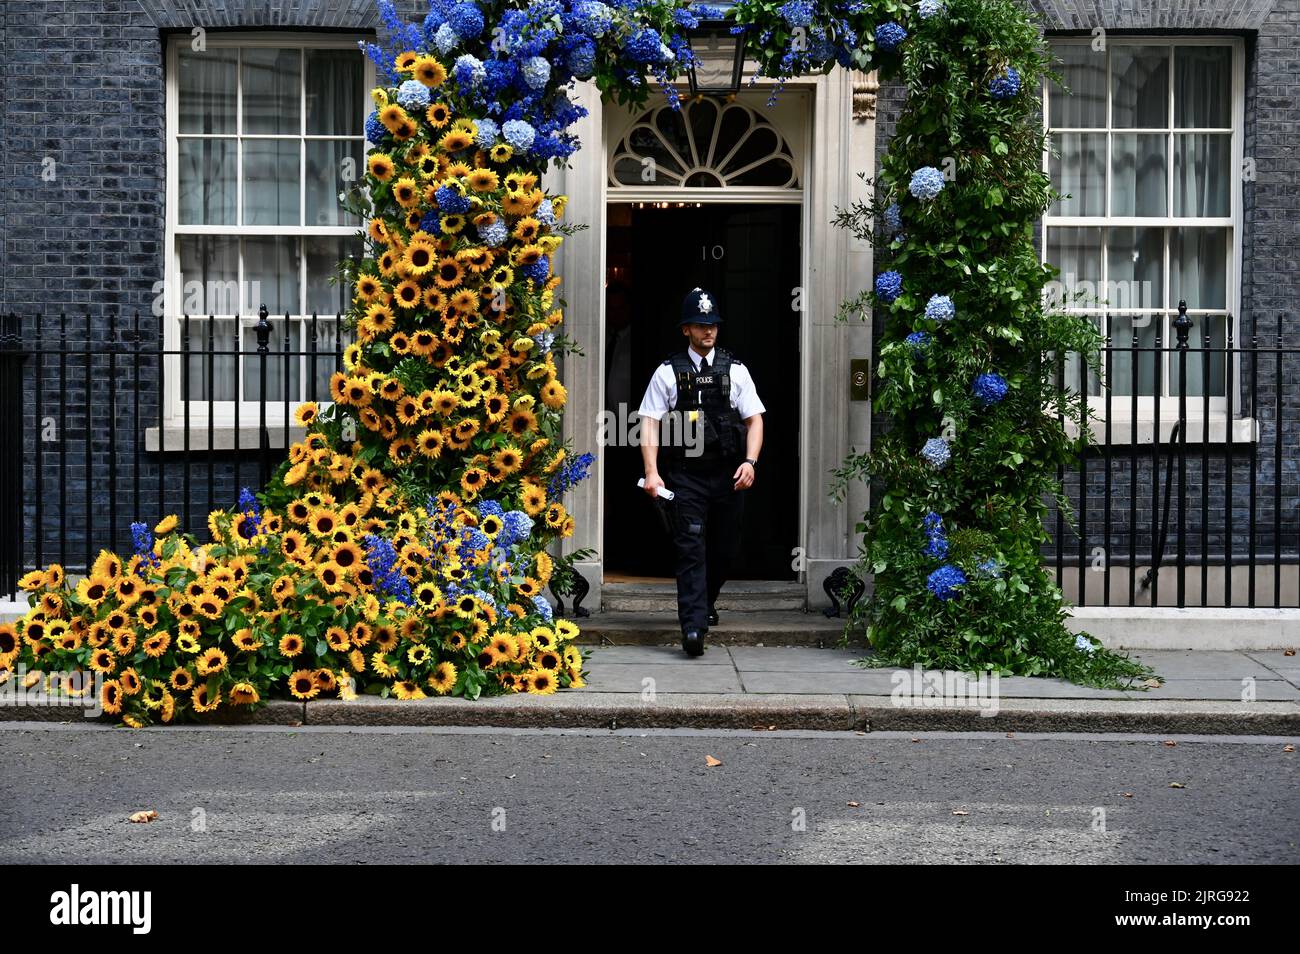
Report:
603,202,801,580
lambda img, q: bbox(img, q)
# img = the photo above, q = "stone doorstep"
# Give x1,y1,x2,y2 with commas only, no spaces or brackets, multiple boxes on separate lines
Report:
3,695,1296,734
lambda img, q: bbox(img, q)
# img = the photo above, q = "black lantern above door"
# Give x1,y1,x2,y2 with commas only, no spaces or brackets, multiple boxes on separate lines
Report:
685,2,747,97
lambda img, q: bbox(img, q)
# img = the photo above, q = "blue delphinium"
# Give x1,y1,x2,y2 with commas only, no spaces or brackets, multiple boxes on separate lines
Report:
989,66,1022,100
779,0,814,28
874,270,904,303
923,511,949,560
236,487,262,539
130,521,159,574
874,21,907,52
905,331,932,352
917,0,946,18
972,372,1009,406
883,201,903,234
548,451,596,498
503,119,536,151
909,166,946,200
396,79,431,110
924,294,955,322
364,534,414,606
921,437,951,469
927,564,967,601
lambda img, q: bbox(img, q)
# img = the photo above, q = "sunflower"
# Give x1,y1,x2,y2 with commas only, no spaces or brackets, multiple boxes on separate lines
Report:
459,467,488,497
407,644,432,665
392,680,426,700
481,394,508,423
394,51,419,72
544,503,567,529
314,669,338,693
232,629,261,652
433,256,464,289
191,683,221,713
316,561,347,592
540,378,567,409
428,661,457,695
507,408,538,438
521,484,547,516
111,630,137,656
443,630,467,652
554,618,580,642
403,240,437,276
100,680,123,715
413,55,446,87
89,648,116,674
288,669,320,700
378,104,409,133
228,682,260,706
530,626,557,651
393,176,420,209
415,428,444,458
426,102,451,128
325,626,350,652
370,652,398,678
278,633,305,658
468,168,499,192
535,649,563,672
368,152,396,182
489,143,513,163
438,129,473,152
526,669,558,695
373,624,399,652
308,509,338,538
393,280,422,310
388,438,416,467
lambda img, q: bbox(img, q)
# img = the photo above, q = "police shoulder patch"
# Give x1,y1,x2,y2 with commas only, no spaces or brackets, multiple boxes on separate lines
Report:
718,347,742,366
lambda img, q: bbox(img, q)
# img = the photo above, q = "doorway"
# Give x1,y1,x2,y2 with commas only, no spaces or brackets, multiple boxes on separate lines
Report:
603,201,801,581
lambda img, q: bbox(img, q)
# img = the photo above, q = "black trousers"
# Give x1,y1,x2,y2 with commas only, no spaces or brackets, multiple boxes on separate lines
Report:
662,460,746,633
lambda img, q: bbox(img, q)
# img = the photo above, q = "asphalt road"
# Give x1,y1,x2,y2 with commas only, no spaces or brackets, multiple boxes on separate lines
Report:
0,724,1295,864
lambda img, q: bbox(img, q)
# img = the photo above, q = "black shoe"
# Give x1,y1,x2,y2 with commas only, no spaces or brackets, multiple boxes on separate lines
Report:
681,629,705,657
707,606,719,627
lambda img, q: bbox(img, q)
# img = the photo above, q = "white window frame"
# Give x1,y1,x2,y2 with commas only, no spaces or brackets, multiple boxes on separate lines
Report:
1041,35,1254,444
156,32,373,449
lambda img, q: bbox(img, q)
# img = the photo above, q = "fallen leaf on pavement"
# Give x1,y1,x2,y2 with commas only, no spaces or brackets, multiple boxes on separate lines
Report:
705,755,722,767
1120,792,1133,798
1284,745,1294,753
847,801,860,808
1143,678,1162,688
1162,740,1177,747
952,810,969,816
128,810,158,824
1283,649,1296,657
1169,782,1185,789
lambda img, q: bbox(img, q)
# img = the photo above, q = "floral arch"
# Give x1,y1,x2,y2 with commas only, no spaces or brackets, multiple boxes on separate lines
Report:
2,0,1152,727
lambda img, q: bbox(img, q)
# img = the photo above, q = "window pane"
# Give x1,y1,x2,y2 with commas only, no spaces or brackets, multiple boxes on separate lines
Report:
178,48,237,134
1170,228,1228,310
1107,227,1163,310
1049,43,1106,128
242,237,300,315
1107,314,1159,396
1111,134,1167,216
1047,227,1102,309
242,139,300,226
306,49,363,135
181,318,239,401
243,318,301,402
305,237,361,315
178,138,236,225
306,139,364,226
1175,46,1232,128
1049,132,1105,216
242,47,301,135
178,236,239,315
1180,314,1226,397
1112,46,1169,128
1174,134,1231,217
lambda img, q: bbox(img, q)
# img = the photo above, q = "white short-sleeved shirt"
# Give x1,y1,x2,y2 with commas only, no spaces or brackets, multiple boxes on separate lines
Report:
637,347,766,421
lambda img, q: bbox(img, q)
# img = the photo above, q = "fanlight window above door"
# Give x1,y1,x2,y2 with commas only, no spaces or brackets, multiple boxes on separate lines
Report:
610,98,799,189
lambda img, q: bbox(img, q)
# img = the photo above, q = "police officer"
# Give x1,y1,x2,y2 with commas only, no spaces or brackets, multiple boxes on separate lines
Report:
638,287,766,657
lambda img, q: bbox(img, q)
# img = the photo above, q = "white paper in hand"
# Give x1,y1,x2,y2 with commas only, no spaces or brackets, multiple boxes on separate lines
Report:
636,478,675,500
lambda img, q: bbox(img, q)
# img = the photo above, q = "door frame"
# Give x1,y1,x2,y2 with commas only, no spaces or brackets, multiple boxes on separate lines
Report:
546,72,877,610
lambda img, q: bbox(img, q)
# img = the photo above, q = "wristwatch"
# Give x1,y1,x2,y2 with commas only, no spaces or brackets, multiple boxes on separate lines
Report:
744,458,758,469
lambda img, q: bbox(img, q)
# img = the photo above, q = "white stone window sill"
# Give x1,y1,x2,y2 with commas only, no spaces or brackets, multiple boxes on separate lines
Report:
1063,416,1259,446
145,424,307,453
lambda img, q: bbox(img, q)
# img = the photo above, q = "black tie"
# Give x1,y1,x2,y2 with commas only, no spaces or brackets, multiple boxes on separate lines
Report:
699,356,709,373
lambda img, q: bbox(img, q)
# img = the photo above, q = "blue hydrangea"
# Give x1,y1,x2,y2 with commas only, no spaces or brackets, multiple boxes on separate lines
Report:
474,589,497,609
434,23,461,55
989,66,1022,100
917,0,946,18
874,270,904,303
924,511,949,560
419,211,443,236
779,0,814,28
533,330,556,354
521,254,550,283
905,331,931,352
503,118,536,151
572,1,613,37
976,557,1003,577
924,294,955,322
365,110,386,145
453,53,486,89
568,37,597,78
883,201,903,234
474,117,499,149
447,2,485,39
522,56,552,90
909,166,946,201
477,218,508,246
625,27,667,64
1075,633,1097,654
874,21,907,52
478,499,505,520
396,79,430,110
501,510,534,546
972,372,1009,406
533,594,554,622
921,437,951,469
435,185,471,214
927,564,967,601
536,198,557,226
